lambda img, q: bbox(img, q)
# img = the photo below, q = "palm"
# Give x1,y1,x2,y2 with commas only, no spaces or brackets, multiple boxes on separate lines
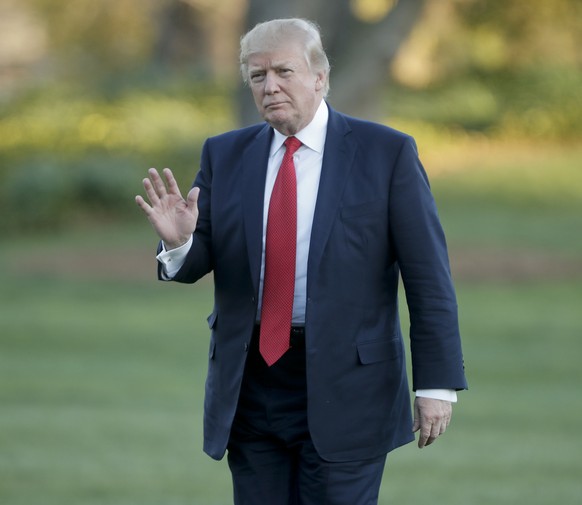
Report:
135,168,199,249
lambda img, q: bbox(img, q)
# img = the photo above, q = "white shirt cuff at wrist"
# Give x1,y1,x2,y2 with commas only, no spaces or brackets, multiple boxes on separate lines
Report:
156,236,192,279
416,389,458,403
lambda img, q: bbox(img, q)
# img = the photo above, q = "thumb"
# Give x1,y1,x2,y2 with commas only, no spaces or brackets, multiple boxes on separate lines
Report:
412,399,420,432
412,416,420,433
186,187,200,210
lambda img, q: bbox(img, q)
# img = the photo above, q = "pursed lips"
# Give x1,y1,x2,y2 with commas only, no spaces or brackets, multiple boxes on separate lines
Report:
264,101,289,109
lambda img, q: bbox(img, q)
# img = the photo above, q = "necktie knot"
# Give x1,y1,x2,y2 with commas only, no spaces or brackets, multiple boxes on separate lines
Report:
284,136,302,157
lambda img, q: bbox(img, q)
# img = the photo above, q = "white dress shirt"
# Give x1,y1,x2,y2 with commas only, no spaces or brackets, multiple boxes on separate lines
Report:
157,99,457,402
259,99,327,324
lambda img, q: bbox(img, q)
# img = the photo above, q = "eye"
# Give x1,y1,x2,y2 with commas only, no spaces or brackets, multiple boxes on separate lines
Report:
250,72,265,83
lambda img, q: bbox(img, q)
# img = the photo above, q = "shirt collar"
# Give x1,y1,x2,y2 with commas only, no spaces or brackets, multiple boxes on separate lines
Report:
270,99,329,157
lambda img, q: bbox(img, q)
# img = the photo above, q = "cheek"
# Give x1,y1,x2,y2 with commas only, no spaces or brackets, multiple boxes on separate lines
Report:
251,87,264,105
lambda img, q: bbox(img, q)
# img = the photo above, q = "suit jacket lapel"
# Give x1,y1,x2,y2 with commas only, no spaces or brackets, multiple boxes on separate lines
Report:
307,107,356,290
242,124,273,297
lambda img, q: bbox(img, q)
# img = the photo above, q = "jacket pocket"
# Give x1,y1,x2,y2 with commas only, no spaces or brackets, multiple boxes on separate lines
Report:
207,312,217,359
357,336,402,365
207,311,217,329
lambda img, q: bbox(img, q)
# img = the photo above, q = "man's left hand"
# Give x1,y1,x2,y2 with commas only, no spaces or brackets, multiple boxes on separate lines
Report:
413,397,452,448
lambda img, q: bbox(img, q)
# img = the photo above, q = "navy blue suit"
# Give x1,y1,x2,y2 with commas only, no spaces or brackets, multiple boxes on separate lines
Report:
162,104,467,463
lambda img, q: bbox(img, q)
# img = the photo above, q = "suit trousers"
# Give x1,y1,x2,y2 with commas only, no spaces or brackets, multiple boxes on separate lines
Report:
227,326,387,505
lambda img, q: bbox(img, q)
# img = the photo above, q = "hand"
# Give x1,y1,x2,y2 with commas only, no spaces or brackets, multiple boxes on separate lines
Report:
413,397,452,448
135,168,199,249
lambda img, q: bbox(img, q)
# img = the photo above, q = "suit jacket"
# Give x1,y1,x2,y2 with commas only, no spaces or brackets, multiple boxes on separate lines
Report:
160,103,467,463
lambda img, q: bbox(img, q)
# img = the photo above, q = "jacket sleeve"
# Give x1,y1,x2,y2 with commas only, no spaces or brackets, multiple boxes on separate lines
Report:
388,137,467,391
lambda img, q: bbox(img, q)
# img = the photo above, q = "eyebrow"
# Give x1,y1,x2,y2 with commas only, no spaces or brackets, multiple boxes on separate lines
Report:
249,60,297,72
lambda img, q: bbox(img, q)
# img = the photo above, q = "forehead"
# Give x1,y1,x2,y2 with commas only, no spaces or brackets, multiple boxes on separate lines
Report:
247,45,309,70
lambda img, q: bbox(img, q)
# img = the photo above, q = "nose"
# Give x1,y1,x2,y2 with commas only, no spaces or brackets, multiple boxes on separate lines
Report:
264,72,280,95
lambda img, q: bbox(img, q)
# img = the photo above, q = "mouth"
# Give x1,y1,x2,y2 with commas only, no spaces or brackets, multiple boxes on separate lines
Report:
264,101,288,110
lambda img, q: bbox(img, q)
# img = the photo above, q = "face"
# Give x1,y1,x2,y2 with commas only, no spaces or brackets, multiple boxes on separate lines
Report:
247,43,326,136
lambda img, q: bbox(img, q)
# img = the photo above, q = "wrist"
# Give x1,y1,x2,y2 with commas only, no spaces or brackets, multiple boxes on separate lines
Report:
164,235,191,251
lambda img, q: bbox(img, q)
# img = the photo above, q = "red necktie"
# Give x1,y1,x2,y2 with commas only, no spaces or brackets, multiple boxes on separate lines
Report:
260,136,302,366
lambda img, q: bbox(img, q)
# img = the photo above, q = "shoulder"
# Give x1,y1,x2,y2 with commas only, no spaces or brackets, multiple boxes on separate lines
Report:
205,122,270,151
339,111,413,144
327,106,417,157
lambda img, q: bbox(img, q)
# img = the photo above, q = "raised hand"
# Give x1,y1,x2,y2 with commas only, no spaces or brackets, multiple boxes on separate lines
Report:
135,168,199,250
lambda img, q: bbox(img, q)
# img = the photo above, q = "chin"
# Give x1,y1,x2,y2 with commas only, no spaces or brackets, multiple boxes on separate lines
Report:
266,114,294,132
265,109,287,121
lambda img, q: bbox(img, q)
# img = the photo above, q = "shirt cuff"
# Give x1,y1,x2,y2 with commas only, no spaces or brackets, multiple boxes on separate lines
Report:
416,389,458,403
156,236,192,279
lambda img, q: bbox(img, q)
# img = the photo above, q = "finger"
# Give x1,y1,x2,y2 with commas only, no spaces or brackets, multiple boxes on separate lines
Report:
148,168,168,197
163,168,183,197
135,195,153,215
440,412,451,433
142,177,161,207
425,422,441,446
412,398,421,433
418,422,431,448
412,419,420,433
417,417,432,449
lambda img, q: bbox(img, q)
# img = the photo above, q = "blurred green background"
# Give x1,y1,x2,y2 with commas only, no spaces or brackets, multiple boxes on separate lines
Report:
1,0,581,504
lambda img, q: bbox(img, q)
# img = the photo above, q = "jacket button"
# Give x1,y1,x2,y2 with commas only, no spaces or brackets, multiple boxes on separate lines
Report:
244,342,249,352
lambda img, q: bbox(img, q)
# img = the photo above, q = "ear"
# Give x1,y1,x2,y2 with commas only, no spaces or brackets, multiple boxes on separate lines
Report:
314,70,326,92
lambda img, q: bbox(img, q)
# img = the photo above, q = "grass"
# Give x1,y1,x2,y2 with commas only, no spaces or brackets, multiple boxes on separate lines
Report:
0,275,229,505
1,142,581,504
386,280,582,505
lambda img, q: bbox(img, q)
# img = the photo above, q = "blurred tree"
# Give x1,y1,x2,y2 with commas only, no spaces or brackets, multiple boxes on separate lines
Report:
153,0,210,73
3,0,579,110
387,0,582,136
392,0,582,87
25,0,156,77
153,0,246,80
0,0,47,96
458,0,581,70
0,0,245,92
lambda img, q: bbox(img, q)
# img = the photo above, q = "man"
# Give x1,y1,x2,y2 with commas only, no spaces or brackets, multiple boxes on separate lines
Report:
136,18,467,505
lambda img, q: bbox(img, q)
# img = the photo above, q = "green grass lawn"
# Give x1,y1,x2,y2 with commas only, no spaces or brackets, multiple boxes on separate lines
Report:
1,144,581,504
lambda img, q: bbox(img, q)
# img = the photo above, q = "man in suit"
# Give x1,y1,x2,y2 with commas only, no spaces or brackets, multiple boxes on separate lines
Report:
136,18,467,505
